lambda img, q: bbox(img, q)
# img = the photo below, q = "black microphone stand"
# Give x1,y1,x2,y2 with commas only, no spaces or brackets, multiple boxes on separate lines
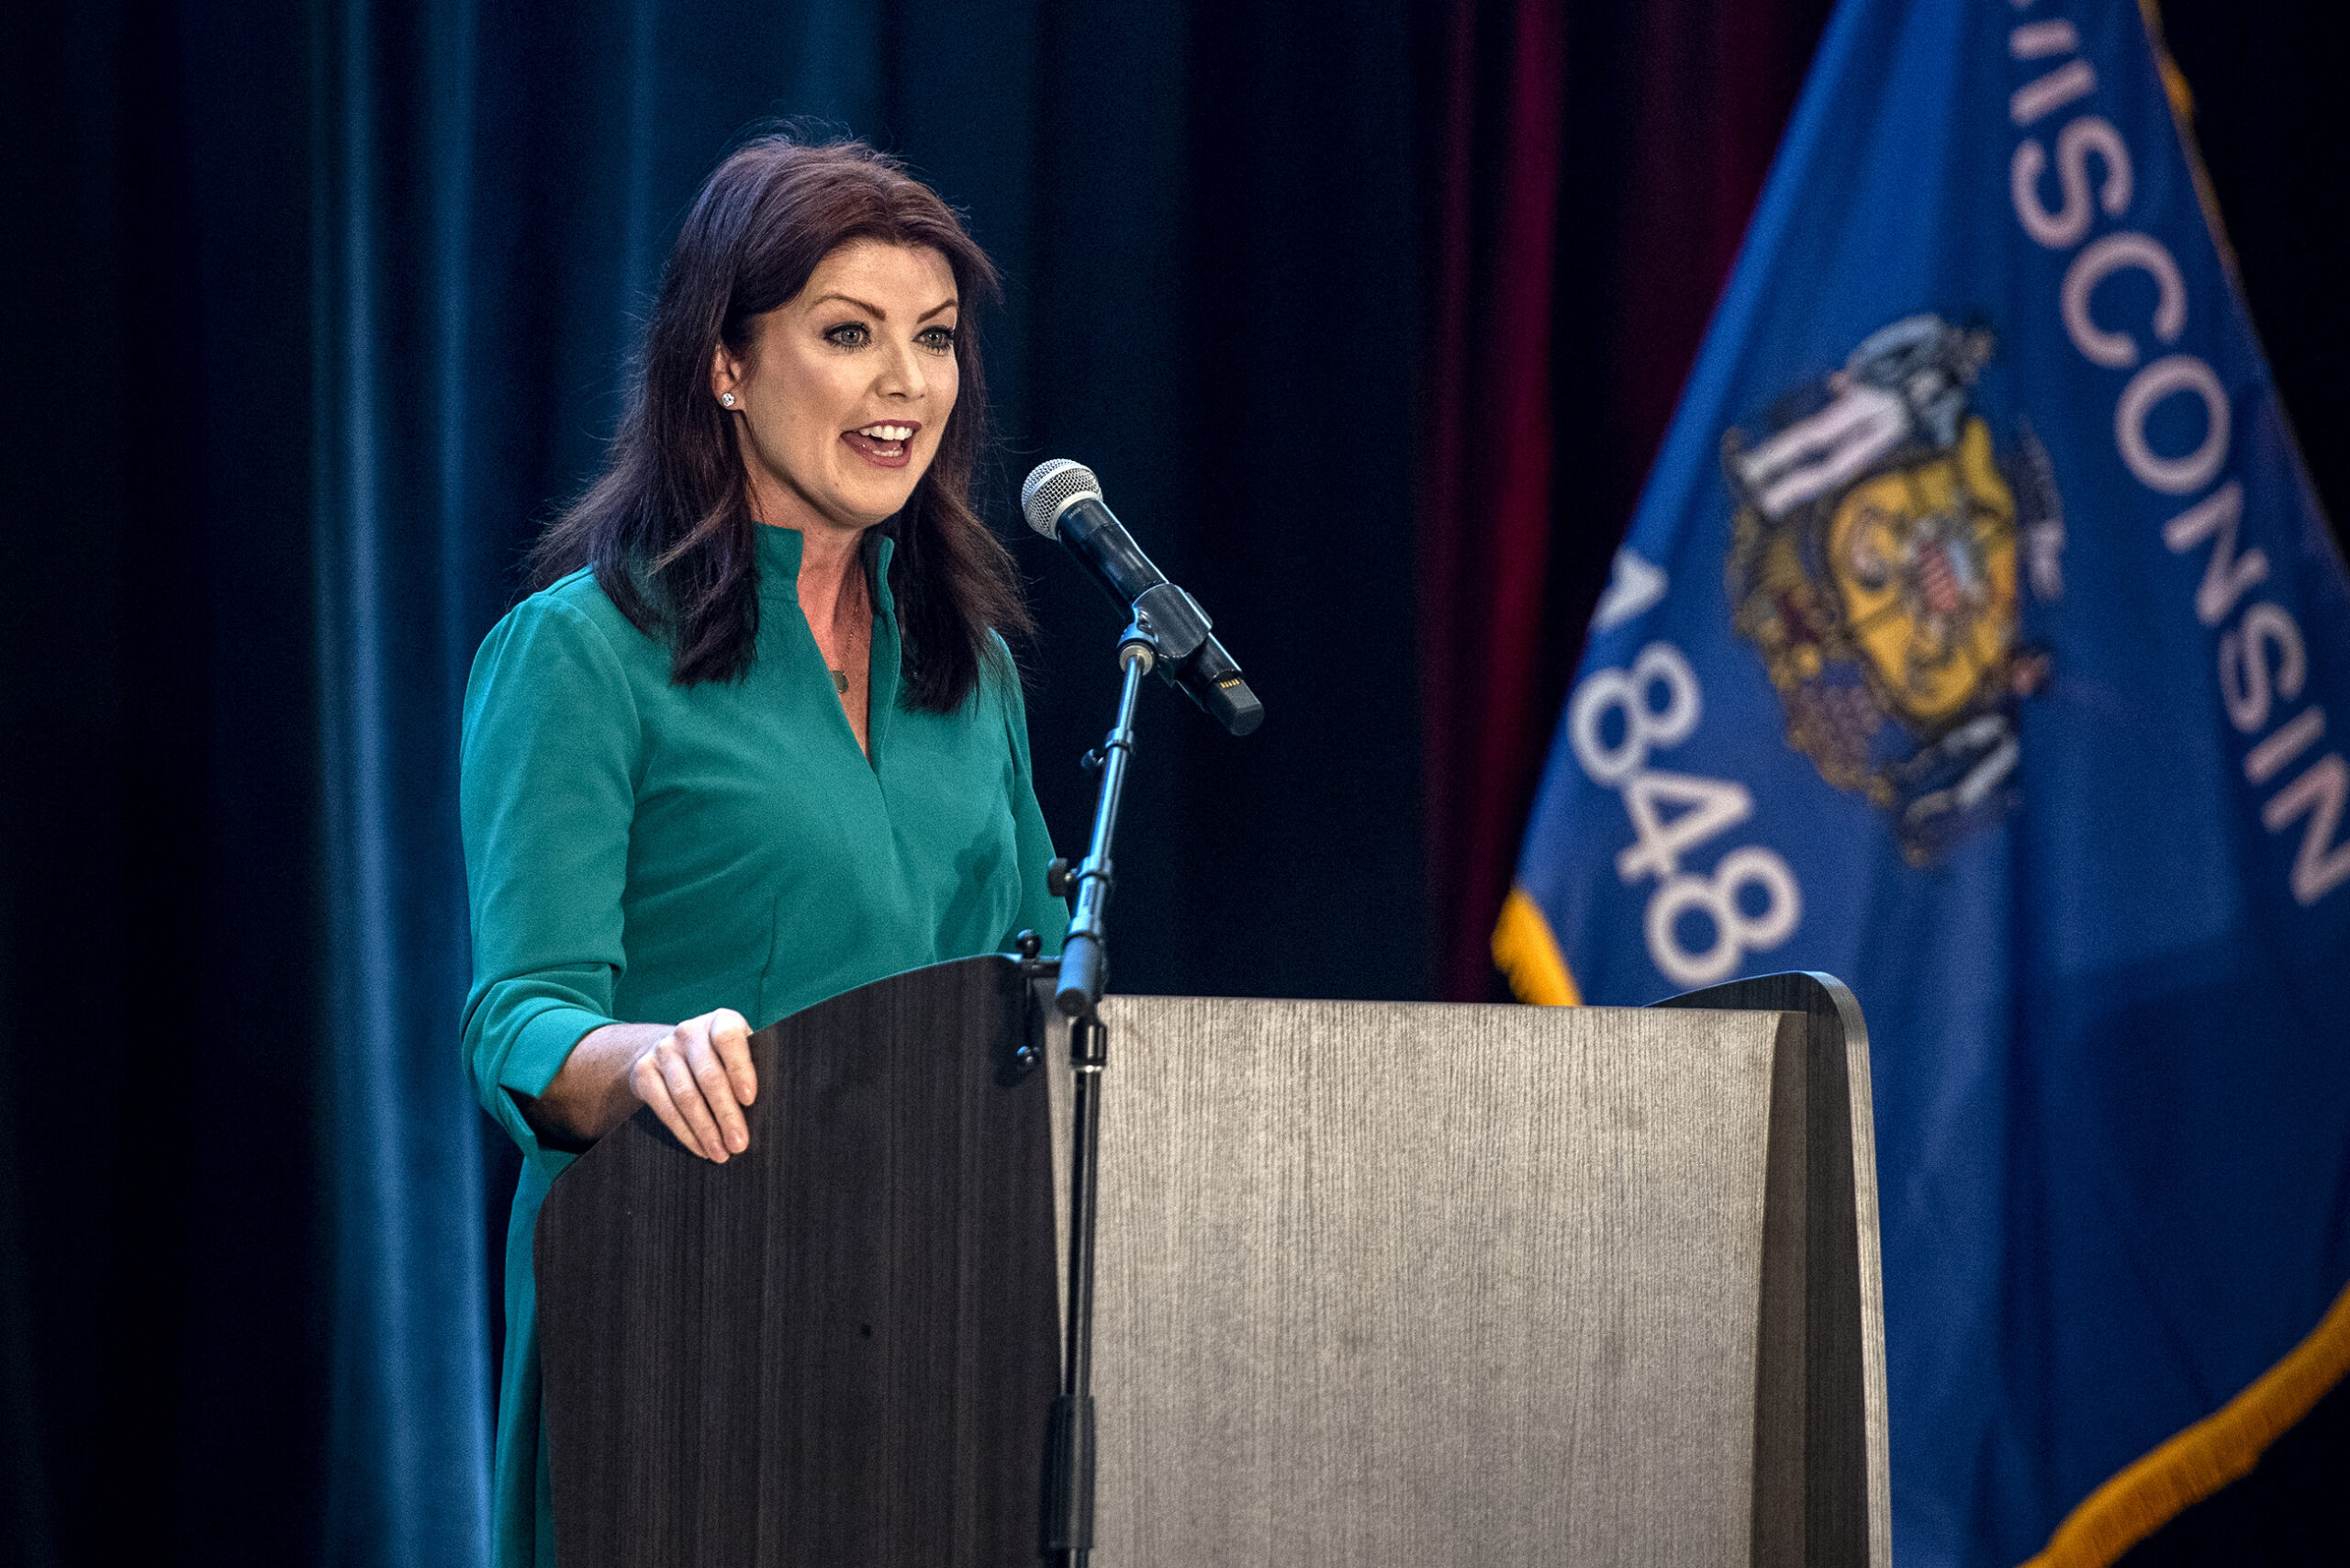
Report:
1036,615,1161,1567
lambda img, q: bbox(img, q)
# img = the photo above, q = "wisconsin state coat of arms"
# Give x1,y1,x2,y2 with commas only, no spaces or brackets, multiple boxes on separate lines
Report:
1724,314,2061,863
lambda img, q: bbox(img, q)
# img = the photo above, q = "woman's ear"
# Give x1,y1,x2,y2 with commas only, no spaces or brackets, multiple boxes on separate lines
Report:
711,342,746,407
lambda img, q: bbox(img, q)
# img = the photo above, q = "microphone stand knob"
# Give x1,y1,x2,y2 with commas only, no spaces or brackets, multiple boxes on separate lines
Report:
1046,857,1075,900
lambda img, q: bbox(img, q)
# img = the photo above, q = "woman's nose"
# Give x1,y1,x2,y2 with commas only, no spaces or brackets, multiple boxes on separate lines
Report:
873,339,926,400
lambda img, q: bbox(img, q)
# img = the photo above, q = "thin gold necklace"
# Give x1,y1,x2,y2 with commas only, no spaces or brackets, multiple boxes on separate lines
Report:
830,582,863,694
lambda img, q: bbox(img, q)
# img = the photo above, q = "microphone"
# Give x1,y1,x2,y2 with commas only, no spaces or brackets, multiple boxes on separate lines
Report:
1020,460,1265,736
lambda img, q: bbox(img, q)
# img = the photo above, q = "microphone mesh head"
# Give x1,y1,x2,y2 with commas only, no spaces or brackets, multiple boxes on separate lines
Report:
1021,460,1102,539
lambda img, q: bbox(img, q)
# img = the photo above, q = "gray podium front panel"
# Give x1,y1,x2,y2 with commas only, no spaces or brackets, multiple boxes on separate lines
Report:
1056,994,1884,1568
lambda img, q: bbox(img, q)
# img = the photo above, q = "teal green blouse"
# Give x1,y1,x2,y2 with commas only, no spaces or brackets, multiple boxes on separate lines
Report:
458,523,1068,1568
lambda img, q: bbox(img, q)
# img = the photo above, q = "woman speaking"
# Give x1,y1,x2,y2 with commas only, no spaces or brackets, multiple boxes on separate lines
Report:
458,137,1067,1566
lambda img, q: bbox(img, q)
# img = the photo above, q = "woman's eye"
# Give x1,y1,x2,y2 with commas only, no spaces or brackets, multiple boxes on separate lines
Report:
918,326,957,354
824,322,870,348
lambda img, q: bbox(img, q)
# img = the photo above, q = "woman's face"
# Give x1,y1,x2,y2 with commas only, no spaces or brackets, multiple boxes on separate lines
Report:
712,239,961,535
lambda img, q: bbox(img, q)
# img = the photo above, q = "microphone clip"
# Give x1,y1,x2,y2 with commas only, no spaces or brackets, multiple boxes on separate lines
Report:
1127,583,1208,665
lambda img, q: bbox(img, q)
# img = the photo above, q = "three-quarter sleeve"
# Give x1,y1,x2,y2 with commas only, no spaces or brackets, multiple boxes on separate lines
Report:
458,593,643,1168
996,649,1073,956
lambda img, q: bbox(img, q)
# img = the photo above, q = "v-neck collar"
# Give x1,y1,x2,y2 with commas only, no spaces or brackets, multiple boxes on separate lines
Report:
757,522,901,767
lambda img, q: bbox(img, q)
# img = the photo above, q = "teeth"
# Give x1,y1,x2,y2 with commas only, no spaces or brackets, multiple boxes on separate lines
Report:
855,424,912,442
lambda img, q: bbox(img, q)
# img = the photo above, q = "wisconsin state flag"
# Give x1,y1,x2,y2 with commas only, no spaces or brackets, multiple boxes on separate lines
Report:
1497,1,2350,1562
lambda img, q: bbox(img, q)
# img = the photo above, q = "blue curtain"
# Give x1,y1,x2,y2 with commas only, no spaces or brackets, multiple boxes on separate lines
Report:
310,2,495,1556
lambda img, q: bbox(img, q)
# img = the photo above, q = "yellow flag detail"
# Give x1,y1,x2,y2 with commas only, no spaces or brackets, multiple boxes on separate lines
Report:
1491,886,1581,1006
2024,1278,2350,1567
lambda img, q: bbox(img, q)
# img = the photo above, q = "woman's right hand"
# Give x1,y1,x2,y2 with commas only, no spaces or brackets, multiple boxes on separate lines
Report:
630,1007,757,1162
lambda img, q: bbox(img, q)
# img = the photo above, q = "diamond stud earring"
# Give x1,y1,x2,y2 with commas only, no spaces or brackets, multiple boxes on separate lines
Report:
721,392,736,408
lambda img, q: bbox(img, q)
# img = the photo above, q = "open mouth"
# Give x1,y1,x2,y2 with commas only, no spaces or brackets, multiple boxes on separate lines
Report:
843,420,920,468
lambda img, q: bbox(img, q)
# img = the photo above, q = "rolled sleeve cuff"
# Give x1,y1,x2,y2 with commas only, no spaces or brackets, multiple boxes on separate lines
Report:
498,1002,618,1101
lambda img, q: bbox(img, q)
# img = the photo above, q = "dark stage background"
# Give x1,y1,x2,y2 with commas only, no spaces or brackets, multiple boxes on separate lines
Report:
2,1,2344,1563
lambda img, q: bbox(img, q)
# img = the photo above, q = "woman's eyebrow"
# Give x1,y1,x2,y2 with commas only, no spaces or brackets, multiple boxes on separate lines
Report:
808,292,886,318
805,293,959,322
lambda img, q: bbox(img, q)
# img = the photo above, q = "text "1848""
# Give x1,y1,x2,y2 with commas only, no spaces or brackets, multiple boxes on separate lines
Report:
1568,644,1803,986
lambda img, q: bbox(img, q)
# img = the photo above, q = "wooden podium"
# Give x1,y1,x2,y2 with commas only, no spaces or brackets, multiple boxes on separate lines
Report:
535,959,1888,1566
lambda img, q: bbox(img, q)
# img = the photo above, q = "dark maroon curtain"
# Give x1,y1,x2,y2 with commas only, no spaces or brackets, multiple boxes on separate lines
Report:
1421,0,1563,1004
1420,0,1833,1002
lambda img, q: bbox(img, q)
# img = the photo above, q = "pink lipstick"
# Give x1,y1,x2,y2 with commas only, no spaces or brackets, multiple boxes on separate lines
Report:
843,420,922,469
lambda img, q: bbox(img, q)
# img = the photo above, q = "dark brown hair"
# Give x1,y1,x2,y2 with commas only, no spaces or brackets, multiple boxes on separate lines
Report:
531,135,1030,709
